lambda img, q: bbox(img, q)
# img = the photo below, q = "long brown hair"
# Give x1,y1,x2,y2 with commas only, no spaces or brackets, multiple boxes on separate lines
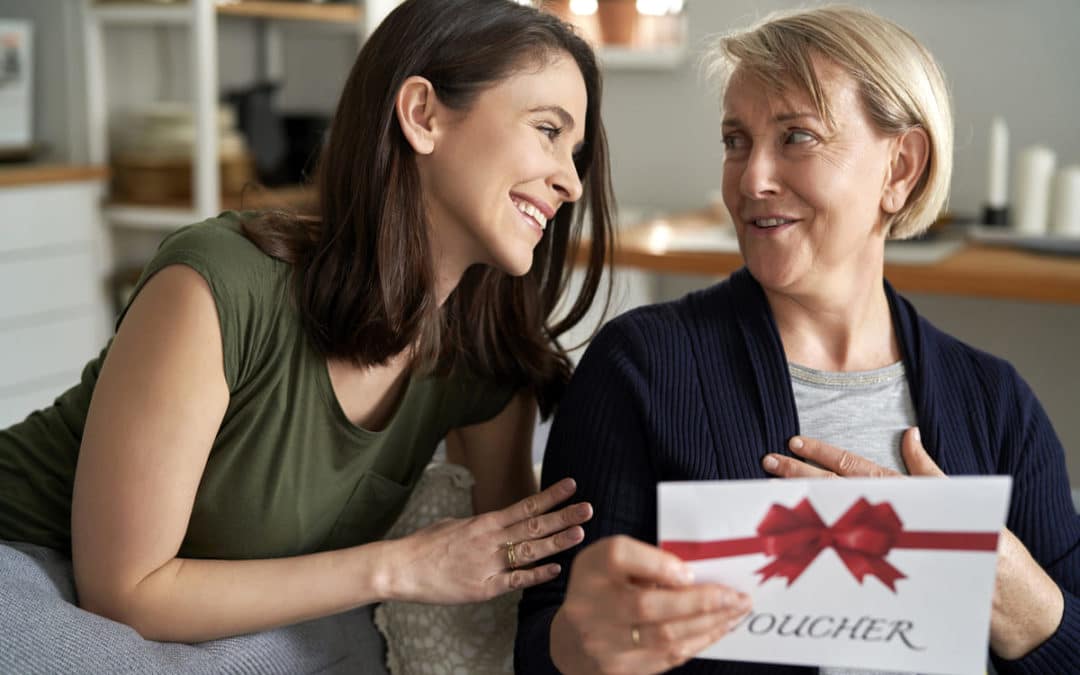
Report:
243,0,614,418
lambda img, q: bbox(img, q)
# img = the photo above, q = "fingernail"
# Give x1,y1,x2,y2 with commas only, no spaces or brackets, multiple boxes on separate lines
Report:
709,589,729,610
568,526,584,542
675,565,694,584
550,564,561,575
737,592,752,610
913,427,922,443
762,455,779,471
789,437,804,450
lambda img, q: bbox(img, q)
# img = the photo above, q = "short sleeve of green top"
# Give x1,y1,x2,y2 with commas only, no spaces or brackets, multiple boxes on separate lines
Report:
0,213,515,559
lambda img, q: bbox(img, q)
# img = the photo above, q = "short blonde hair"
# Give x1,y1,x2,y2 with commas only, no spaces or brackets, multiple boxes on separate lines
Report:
705,5,953,239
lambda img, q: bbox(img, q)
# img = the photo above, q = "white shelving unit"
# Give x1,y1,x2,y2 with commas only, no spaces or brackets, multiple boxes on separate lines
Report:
81,1,683,233
82,0,399,232
85,0,216,229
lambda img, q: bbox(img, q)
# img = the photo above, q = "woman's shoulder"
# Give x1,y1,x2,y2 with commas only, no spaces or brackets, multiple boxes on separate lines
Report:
913,312,1020,382
134,211,290,306
151,211,282,274
578,277,742,385
886,285,1018,386
599,277,740,349
907,308,1040,425
121,212,298,390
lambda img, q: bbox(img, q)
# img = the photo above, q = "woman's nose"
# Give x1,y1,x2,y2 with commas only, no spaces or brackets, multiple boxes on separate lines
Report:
552,152,584,203
739,146,781,199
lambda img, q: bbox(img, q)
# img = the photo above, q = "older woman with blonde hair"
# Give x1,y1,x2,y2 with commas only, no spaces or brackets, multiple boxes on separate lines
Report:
516,6,1078,674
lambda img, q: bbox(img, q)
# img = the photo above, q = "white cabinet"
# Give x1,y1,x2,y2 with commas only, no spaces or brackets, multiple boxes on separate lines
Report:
0,172,111,427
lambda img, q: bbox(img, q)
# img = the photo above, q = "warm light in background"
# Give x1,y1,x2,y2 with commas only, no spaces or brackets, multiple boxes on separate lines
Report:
558,0,684,17
636,0,684,16
646,222,672,254
569,0,597,15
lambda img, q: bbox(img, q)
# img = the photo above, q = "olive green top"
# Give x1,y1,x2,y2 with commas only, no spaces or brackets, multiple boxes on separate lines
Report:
0,213,513,559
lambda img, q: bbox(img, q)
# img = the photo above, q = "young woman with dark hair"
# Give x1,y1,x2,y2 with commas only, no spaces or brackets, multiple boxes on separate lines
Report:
0,0,614,669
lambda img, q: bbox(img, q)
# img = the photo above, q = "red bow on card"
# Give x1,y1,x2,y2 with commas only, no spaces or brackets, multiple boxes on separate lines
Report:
661,497,999,593
755,498,905,590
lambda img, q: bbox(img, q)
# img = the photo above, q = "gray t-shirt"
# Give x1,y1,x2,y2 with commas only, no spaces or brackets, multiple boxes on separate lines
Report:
790,361,914,477
789,361,914,675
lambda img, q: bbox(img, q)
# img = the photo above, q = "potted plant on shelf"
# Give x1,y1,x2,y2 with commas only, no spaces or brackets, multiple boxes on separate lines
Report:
596,0,638,46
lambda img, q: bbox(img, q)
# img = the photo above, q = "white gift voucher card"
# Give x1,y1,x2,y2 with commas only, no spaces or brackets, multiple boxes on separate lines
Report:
658,477,1012,675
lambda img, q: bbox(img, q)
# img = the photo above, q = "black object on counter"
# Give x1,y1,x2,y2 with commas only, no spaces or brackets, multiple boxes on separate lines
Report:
982,205,1009,227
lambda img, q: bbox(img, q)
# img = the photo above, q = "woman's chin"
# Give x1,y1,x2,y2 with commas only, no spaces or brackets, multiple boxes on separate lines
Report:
744,256,805,294
490,249,535,278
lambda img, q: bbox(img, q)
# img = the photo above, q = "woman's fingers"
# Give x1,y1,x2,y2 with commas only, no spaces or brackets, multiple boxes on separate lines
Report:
900,427,945,476
630,613,743,669
632,607,742,650
489,562,563,595
504,525,586,568
577,535,695,588
489,492,592,571
602,601,749,675
492,478,578,528
662,614,746,665
504,501,593,547
614,584,750,626
789,436,901,476
761,452,836,478
554,538,752,675
765,436,902,478
764,429,943,479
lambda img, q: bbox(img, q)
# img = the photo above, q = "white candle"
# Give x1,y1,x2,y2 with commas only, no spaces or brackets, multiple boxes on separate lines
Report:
1050,166,1080,237
986,117,1009,208
1012,145,1056,235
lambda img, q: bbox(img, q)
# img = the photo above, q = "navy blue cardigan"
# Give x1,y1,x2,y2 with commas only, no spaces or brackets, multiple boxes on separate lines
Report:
516,268,1079,674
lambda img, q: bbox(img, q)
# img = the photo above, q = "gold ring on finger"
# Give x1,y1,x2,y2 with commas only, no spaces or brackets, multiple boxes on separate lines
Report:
630,625,641,648
505,540,518,570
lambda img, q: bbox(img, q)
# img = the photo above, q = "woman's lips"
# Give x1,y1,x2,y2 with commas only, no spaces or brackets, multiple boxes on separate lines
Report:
744,216,800,235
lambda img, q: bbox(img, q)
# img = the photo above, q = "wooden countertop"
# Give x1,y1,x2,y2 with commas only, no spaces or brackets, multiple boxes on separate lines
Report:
0,164,109,188
105,183,318,212
596,211,1080,305
216,1,362,24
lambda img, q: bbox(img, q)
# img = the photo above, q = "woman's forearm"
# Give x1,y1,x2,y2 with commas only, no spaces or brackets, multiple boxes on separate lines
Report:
81,539,400,643
989,528,1065,659
82,476,589,644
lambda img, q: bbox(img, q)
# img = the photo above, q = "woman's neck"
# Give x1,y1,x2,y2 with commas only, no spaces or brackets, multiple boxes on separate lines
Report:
765,267,900,373
426,210,473,308
434,264,464,307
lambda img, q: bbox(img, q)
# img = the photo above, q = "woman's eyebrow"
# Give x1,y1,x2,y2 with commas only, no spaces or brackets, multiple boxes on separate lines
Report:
774,111,817,122
529,105,576,130
722,111,818,128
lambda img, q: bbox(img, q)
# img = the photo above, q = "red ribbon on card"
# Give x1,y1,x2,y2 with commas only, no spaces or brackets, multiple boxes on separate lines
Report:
660,498,999,592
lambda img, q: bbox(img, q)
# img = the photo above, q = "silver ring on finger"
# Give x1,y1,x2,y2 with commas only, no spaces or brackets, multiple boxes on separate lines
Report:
504,540,518,570
630,625,641,648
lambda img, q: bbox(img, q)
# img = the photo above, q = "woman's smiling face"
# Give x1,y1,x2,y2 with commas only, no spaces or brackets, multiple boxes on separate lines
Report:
720,58,898,295
419,53,586,279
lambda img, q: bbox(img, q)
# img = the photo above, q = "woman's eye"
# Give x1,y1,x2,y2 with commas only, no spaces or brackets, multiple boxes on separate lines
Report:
539,125,562,140
722,134,746,151
786,130,815,144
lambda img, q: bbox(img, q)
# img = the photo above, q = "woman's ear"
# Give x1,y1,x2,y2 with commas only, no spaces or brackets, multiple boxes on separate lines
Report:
882,126,930,214
395,76,440,155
